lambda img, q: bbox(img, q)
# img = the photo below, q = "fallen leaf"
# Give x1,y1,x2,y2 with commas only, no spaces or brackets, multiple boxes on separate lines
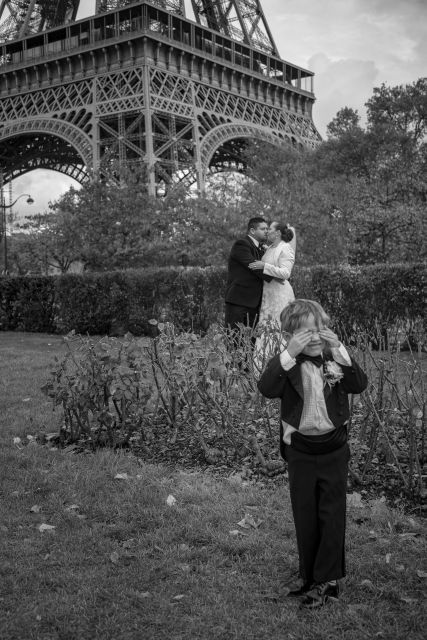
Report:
26,435,36,441
237,513,263,529
236,518,251,529
13,437,22,445
416,570,427,579
65,504,80,512
166,494,176,507
38,523,56,532
135,591,151,599
122,538,136,549
347,492,364,508
172,594,185,601
110,551,120,564
360,579,375,591
30,505,41,513
114,473,130,480
22,398,31,402
385,553,391,564
400,596,418,604
229,529,248,536
178,563,191,573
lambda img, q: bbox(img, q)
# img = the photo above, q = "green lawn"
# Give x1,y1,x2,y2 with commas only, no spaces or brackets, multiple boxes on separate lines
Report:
1,332,426,640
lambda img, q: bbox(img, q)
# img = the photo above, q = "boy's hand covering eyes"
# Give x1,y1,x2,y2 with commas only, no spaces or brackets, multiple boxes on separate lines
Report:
319,328,341,348
286,329,313,358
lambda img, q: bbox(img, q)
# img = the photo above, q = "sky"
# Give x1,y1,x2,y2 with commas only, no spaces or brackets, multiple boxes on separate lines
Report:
7,0,427,221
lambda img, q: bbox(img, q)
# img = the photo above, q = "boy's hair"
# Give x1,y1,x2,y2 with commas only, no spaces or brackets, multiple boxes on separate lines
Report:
280,299,330,334
247,216,267,232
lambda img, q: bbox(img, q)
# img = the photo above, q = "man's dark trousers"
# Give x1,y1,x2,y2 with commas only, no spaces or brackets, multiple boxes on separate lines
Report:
284,442,350,584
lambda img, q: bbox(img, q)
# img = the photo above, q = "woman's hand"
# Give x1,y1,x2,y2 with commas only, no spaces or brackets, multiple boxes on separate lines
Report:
248,261,265,270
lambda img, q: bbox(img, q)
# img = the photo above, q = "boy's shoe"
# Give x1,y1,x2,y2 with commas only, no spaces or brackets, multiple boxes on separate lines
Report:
299,581,339,609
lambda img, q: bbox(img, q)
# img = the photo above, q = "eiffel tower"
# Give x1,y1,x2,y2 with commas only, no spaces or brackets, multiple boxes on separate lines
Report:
0,1,321,196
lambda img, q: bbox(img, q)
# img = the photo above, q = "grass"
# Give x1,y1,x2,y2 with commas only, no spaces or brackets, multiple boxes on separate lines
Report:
1,331,427,640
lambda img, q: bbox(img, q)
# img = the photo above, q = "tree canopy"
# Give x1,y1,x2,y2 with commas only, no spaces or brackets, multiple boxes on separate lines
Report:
7,77,427,273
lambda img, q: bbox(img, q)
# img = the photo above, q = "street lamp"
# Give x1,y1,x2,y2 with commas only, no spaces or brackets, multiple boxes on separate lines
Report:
0,193,34,274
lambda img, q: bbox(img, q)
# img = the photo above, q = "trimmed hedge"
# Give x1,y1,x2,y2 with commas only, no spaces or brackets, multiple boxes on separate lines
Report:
0,263,425,336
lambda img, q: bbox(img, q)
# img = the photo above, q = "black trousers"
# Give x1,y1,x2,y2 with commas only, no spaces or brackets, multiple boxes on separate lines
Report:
224,302,259,331
224,303,259,353
284,442,350,584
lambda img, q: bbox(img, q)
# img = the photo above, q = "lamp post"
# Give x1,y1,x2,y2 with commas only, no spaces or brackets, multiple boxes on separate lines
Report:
0,193,34,274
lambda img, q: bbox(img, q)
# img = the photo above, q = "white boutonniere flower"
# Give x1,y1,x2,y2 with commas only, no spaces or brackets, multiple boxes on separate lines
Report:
323,360,344,387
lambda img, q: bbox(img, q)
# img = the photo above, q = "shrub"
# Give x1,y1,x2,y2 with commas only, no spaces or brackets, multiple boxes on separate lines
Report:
0,276,56,332
0,263,425,337
42,322,427,501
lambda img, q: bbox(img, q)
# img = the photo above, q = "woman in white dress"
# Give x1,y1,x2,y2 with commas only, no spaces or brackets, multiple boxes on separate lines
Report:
249,221,296,372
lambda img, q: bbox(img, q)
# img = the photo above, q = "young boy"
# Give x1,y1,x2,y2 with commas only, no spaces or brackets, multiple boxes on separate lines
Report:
257,299,368,609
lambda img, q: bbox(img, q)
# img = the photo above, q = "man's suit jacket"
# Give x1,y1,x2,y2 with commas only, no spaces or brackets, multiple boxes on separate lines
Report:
257,353,368,459
225,236,272,309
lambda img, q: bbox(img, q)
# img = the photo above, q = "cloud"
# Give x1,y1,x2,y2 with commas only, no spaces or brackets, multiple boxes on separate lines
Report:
308,54,378,136
8,171,79,220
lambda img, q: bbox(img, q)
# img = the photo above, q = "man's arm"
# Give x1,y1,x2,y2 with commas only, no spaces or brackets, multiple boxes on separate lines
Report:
230,239,273,281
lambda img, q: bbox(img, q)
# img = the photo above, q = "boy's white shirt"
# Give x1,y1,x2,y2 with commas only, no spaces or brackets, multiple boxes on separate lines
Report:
280,344,352,445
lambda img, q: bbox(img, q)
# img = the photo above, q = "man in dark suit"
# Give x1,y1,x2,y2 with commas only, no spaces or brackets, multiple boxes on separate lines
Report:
225,217,272,332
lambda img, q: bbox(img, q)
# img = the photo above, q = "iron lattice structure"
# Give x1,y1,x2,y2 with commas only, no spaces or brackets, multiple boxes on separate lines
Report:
0,1,321,195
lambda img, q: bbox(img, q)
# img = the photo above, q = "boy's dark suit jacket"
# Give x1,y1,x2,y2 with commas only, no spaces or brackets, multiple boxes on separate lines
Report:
257,354,368,459
225,236,272,309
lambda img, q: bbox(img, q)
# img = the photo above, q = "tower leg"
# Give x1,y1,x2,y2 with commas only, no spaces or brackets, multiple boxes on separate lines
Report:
143,65,156,197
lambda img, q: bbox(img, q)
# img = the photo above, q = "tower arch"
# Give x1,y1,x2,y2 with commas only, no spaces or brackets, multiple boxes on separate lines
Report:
0,118,92,184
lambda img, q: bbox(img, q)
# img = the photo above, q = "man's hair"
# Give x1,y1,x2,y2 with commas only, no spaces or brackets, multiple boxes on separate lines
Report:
247,217,267,232
280,299,330,334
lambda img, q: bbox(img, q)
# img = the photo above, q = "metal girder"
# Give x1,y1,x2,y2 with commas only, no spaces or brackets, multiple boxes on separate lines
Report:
0,1,321,194
191,0,278,55
95,1,185,15
0,1,80,41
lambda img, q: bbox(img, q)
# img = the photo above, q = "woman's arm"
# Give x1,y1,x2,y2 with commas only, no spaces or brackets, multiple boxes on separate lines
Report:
262,245,295,280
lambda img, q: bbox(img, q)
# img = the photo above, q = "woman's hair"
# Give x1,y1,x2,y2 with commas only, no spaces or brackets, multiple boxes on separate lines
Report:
280,299,330,334
272,221,294,242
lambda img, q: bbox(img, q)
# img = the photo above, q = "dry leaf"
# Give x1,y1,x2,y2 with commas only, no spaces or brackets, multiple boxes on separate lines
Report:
400,596,418,604
110,551,120,564
385,553,391,564
237,513,263,529
30,505,41,513
166,494,176,507
114,473,130,480
38,523,56,532
360,579,375,591
22,398,31,402
135,591,151,599
122,538,136,549
237,518,251,529
416,569,427,578
13,437,22,445
172,594,185,601
347,492,364,508
65,504,80,512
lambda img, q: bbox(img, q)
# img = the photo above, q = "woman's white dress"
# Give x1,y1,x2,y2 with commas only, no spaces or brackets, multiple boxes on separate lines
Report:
254,241,296,373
